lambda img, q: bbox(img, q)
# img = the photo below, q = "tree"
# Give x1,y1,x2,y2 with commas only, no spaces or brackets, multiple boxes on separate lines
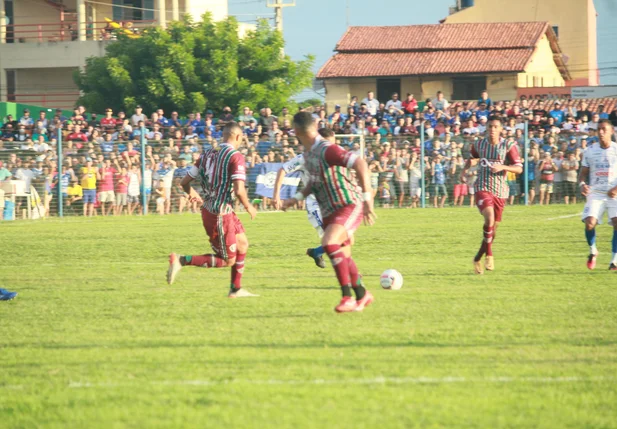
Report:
74,14,315,116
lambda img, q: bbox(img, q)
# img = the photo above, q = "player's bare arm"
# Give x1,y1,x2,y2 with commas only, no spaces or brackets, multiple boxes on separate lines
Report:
578,165,591,196
352,157,377,226
489,163,522,175
273,168,287,210
234,179,257,220
282,180,312,210
460,157,478,183
180,174,202,204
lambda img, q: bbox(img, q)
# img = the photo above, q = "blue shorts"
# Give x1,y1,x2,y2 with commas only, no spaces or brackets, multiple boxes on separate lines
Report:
83,189,96,204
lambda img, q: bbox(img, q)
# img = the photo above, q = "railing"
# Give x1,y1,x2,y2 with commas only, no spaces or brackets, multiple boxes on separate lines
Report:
0,125,594,221
8,93,81,109
2,20,157,43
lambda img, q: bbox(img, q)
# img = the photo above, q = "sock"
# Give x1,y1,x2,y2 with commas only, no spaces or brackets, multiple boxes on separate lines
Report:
484,225,495,257
612,230,617,264
348,257,366,300
181,254,226,268
230,253,246,292
324,244,351,295
312,245,324,258
585,228,597,254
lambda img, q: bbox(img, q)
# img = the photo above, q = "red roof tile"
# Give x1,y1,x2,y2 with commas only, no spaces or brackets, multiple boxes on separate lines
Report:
335,22,549,52
317,50,533,79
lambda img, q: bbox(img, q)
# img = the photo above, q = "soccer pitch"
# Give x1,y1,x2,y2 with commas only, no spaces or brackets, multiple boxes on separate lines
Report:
1,206,616,428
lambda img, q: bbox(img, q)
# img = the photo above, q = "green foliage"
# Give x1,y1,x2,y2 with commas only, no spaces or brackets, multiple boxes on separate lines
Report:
297,98,324,109
74,14,315,115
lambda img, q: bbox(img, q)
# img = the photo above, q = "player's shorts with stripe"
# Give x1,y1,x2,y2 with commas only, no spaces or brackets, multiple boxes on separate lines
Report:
201,209,245,260
582,193,617,224
305,194,323,230
475,190,506,222
323,203,363,245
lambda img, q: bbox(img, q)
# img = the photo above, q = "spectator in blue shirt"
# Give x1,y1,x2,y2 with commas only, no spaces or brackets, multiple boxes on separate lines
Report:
424,107,437,127
478,90,492,108
549,102,565,125
597,104,609,120
475,102,490,119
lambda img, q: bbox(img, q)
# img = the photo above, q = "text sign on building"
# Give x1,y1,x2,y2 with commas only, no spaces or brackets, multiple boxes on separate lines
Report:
571,86,617,99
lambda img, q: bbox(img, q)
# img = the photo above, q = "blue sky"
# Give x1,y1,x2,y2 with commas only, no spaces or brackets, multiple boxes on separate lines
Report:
229,0,617,91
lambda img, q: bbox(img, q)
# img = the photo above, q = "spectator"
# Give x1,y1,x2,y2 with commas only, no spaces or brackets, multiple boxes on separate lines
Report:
385,93,403,113
537,152,557,205
549,102,565,125
100,108,116,131
588,113,600,130
218,106,235,126
478,90,492,108
431,154,447,208
259,107,277,133
451,155,466,206
19,109,34,128
402,93,417,115
361,91,379,116
130,105,146,127
475,102,490,119
552,151,565,203
432,91,450,112
561,151,579,205
80,158,98,217
98,159,117,216
575,101,592,122
114,166,129,215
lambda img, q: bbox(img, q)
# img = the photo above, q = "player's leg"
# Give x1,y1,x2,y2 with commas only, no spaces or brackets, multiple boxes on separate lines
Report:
610,216,617,271
582,195,604,270
305,196,326,268
321,223,356,311
473,192,495,274
228,231,258,297
167,211,230,285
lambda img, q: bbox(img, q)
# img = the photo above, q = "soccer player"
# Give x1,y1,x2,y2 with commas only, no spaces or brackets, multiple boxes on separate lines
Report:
461,116,522,274
166,122,259,297
283,112,377,312
272,129,338,269
578,119,617,270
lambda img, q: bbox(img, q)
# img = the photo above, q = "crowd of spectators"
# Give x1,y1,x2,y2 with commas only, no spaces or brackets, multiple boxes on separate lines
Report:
0,90,616,220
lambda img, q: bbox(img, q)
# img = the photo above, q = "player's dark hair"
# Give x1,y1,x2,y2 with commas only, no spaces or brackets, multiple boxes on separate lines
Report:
598,118,614,128
293,111,316,132
487,115,503,125
223,122,243,139
318,128,334,138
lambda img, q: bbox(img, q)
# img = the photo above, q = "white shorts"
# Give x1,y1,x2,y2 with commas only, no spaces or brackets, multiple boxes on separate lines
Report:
468,184,476,195
305,194,323,231
98,190,115,203
582,193,617,224
409,181,421,198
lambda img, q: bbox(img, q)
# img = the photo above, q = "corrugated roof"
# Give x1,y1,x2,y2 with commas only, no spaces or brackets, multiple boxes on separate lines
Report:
317,50,533,79
335,22,549,52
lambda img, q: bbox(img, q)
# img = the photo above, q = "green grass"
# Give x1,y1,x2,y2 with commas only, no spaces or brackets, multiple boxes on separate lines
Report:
1,205,617,428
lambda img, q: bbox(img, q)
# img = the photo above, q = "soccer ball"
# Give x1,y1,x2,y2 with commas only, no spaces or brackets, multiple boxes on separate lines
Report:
380,269,403,290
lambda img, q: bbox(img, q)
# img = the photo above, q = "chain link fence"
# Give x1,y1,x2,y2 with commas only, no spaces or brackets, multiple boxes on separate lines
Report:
0,121,594,220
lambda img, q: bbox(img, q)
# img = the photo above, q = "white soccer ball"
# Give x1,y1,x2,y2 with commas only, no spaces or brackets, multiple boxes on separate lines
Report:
380,269,403,290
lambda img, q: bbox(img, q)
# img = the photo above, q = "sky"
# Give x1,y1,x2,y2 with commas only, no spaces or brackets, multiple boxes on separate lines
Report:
229,0,617,98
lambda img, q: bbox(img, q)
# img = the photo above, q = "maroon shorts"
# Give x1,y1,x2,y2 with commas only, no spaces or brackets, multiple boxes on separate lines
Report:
475,191,506,222
323,204,363,246
201,209,245,260
453,184,468,198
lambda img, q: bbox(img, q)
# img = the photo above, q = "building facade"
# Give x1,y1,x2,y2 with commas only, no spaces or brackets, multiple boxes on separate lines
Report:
317,22,570,112
0,0,232,109
443,0,598,86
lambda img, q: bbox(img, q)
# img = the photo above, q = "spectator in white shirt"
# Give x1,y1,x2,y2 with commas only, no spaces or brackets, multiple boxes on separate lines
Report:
130,105,147,127
385,93,403,113
432,91,450,112
361,91,380,116
463,120,479,135
477,116,487,134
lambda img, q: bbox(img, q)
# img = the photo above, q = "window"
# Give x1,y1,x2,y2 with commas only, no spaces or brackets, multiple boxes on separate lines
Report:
6,70,16,102
112,0,153,21
552,25,559,39
377,79,401,105
452,76,486,100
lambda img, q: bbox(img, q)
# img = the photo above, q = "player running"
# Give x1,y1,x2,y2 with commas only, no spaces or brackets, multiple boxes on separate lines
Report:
461,116,522,274
283,112,377,312
578,119,617,271
167,122,259,297
272,129,337,269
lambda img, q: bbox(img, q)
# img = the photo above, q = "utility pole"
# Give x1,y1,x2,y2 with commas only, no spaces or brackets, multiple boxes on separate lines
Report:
267,0,295,54
346,0,350,28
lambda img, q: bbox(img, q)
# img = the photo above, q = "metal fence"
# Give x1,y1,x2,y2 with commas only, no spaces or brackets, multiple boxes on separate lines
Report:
0,122,595,221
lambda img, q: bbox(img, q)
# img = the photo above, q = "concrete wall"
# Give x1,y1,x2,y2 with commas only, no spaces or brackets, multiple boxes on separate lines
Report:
0,40,109,69
13,67,80,108
420,78,453,101
444,0,596,85
520,35,566,88
400,77,422,99
324,80,351,113
486,74,518,101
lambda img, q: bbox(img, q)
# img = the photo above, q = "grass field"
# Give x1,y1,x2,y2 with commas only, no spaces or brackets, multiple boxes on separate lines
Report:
1,204,617,428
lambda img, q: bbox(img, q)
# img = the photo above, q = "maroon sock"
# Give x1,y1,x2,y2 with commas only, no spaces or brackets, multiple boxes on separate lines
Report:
182,255,226,268
231,253,246,290
323,244,351,287
348,257,360,286
484,225,495,257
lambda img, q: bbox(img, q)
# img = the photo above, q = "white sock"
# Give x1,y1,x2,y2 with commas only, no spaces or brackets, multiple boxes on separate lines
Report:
315,226,324,238
590,244,598,255
611,253,617,265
